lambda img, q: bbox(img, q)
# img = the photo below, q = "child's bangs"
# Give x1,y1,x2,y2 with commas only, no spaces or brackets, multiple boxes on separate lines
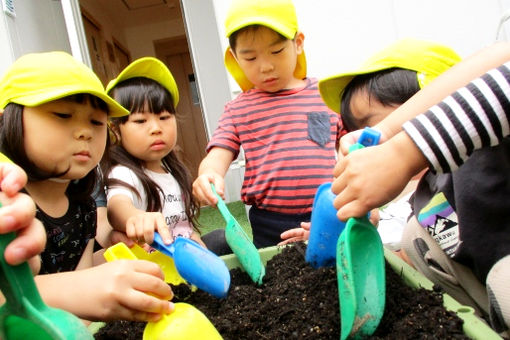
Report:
65,93,109,113
113,78,175,115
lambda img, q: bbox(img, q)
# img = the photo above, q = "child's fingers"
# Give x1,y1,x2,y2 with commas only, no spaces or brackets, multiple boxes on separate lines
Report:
155,214,172,244
0,163,27,196
4,218,46,266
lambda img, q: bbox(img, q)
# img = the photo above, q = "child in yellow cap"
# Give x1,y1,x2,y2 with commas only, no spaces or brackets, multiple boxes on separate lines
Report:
103,57,230,255
193,0,342,248
0,52,174,322
330,42,510,337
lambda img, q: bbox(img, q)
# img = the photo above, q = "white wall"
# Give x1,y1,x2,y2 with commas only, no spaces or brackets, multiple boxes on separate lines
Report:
0,0,71,76
213,0,510,90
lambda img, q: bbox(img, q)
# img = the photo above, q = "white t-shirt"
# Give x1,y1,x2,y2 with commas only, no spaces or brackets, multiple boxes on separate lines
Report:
107,165,192,240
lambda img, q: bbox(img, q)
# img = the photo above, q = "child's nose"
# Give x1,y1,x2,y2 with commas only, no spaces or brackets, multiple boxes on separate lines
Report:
259,59,274,73
74,124,92,140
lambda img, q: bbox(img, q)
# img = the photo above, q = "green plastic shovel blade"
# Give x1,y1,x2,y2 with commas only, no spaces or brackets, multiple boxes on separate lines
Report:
337,216,385,340
0,232,92,340
211,184,265,284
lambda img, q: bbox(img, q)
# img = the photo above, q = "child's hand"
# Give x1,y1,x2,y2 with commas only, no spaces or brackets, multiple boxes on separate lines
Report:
0,162,46,272
192,172,225,207
125,212,171,245
332,132,422,221
278,222,311,245
59,260,174,322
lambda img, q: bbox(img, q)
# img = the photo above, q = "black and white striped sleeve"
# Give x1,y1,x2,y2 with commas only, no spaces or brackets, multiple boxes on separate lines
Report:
402,61,510,173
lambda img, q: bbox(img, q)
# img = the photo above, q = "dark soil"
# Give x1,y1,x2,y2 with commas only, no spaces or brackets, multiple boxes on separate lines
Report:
94,242,469,339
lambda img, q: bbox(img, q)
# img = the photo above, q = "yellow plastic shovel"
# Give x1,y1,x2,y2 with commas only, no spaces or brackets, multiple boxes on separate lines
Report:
143,303,222,340
104,243,222,339
104,243,186,286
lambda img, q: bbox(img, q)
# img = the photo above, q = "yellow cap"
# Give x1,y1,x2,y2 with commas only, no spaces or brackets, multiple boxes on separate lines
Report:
224,0,306,92
319,38,462,113
0,51,128,117
106,57,179,107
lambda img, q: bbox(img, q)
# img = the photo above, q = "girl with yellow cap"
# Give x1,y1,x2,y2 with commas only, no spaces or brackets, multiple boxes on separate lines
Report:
103,57,230,255
0,52,174,322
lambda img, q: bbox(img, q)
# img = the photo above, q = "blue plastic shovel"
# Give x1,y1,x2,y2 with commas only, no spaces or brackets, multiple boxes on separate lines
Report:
152,233,230,298
306,127,380,268
305,182,346,268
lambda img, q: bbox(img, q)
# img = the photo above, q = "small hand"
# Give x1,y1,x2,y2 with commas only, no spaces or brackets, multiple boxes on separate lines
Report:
278,222,311,245
125,212,170,245
192,172,225,207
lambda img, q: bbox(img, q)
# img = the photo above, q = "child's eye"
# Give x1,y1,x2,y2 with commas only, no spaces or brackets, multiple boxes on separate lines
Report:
243,57,256,62
53,112,72,119
133,119,146,124
91,119,104,126
160,114,172,121
272,47,284,55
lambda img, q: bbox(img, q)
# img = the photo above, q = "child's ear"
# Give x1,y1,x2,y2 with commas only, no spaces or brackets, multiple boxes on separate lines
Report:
228,47,239,62
294,31,305,54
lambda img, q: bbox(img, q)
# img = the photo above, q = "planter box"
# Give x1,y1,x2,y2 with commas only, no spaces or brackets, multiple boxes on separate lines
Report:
220,245,502,340
90,245,502,339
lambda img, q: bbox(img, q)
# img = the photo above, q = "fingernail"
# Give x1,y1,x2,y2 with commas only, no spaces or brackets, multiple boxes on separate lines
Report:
6,247,26,265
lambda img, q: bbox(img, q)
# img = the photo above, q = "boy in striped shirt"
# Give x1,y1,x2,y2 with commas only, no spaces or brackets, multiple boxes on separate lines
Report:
192,0,342,248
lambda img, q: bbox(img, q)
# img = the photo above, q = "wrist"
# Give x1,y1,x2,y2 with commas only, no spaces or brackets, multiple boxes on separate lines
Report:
388,132,428,178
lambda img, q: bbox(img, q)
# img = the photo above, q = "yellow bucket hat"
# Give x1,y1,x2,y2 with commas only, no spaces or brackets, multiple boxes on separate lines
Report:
224,0,306,92
319,38,462,113
106,57,179,107
0,51,128,117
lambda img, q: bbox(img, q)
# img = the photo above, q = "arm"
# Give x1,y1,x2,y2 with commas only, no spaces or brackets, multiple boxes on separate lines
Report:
403,62,510,172
107,194,169,244
338,42,510,156
36,260,174,322
192,147,234,206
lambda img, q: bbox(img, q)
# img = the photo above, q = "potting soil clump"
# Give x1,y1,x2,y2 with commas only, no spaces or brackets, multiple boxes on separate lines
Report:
94,242,469,339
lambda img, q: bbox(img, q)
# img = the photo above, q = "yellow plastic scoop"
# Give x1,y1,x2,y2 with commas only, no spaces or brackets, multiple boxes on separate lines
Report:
104,243,186,286
143,303,222,340
104,244,222,339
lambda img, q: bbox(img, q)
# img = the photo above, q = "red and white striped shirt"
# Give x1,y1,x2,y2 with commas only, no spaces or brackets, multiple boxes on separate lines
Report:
208,78,342,214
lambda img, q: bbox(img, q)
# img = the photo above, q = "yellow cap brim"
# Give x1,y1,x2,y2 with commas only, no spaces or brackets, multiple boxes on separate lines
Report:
106,57,179,107
10,86,129,118
224,47,307,92
319,38,462,113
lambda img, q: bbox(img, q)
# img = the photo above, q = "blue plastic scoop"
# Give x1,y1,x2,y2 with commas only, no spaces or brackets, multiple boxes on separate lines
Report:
305,182,346,268
151,234,230,298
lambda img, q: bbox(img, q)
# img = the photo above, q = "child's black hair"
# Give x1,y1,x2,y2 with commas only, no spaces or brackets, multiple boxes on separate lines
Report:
229,24,288,54
340,68,420,131
0,94,109,202
104,77,201,231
